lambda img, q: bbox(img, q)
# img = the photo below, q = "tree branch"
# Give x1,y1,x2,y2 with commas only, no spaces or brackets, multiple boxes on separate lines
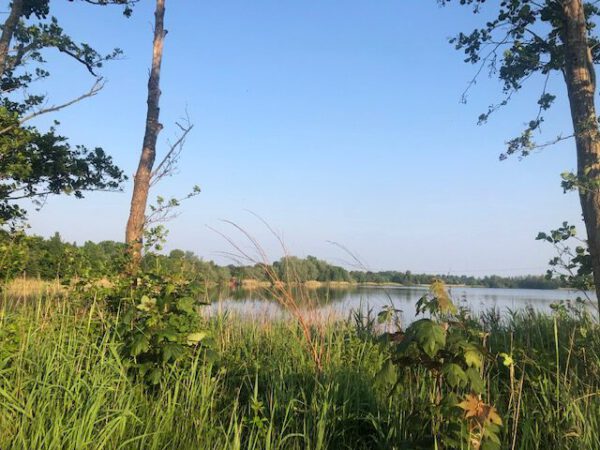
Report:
0,78,105,135
150,115,194,186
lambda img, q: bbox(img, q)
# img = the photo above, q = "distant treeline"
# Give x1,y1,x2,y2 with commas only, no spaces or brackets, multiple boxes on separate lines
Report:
0,232,563,289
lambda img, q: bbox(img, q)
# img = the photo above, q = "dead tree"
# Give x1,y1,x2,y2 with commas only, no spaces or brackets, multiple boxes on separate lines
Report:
125,0,196,271
125,0,166,270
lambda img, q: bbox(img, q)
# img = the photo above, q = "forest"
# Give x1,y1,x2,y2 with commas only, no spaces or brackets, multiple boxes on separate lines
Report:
1,231,564,289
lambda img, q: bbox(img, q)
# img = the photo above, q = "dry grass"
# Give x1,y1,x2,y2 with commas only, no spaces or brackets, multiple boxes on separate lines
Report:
1,277,63,302
241,279,271,289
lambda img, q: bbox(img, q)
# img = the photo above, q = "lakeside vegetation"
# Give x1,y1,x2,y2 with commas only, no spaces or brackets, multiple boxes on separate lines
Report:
0,232,564,290
1,280,598,449
1,1,600,448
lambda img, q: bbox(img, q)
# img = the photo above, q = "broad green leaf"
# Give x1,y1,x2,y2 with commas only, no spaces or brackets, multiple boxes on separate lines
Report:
162,342,184,362
412,319,446,358
158,327,179,342
137,362,154,377
176,297,196,315
466,367,484,394
130,334,149,357
147,368,162,385
204,348,219,364
464,347,483,369
186,331,207,346
377,307,394,324
165,283,175,296
375,359,397,386
442,363,467,388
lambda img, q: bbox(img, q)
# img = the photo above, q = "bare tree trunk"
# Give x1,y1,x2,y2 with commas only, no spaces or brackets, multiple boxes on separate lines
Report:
0,0,24,76
562,0,600,309
125,0,166,271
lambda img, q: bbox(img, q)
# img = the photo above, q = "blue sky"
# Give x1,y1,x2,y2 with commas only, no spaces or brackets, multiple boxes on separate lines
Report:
24,0,583,275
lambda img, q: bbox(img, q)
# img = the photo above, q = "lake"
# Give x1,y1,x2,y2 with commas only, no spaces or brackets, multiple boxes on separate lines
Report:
207,285,597,324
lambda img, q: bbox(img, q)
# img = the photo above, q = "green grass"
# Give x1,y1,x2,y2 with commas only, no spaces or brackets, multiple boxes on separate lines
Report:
0,296,599,449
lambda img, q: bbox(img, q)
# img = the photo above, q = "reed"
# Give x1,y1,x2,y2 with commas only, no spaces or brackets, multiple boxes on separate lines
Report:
0,294,598,449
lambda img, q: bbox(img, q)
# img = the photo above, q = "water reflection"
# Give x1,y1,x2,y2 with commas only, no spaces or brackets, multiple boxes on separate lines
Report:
206,285,596,324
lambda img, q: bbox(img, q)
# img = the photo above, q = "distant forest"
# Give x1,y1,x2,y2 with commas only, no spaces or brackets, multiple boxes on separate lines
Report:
0,232,564,289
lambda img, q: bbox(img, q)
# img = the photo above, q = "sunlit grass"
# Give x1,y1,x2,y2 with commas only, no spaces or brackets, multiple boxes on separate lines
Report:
1,277,63,302
0,294,599,449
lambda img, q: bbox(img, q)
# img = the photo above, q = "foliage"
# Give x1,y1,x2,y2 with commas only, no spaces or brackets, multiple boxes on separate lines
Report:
536,222,595,296
103,268,215,385
0,0,132,228
0,231,129,280
0,231,571,290
438,0,600,158
1,290,599,449
0,127,125,227
272,255,352,283
381,281,502,449
350,269,563,289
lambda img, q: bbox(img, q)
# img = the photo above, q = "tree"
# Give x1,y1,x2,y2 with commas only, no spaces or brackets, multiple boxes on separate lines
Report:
440,0,600,308
125,0,166,271
125,0,195,271
0,0,137,228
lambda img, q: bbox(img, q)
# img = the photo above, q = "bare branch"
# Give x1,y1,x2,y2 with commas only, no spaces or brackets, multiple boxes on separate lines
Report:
150,115,194,186
0,78,105,135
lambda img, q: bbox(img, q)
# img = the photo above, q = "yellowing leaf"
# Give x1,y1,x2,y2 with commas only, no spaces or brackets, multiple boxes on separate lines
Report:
431,280,457,314
458,394,503,427
464,348,483,369
186,331,207,346
485,406,503,426
458,394,483,419
499,352,514,367
136,295,156,312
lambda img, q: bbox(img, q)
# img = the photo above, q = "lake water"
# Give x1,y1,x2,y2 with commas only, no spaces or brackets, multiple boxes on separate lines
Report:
207,285,597,324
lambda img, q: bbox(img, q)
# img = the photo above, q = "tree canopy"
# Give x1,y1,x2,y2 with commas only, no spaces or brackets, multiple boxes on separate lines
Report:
0,0,137,229
441,0,600,308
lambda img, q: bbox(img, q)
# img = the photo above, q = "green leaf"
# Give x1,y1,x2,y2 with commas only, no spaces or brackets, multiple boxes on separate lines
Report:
165,283,175,296
136,295,156,312
204,348,219,364
412,319,446,358
464,345,483,369
481,439,501,450
375,359,397,386
442,363,467,388
377,307,394,324
465,367,484,394
130,334,149,357
158,327,179,342
162,342,184,362
176,297,196,315
147,368,162,385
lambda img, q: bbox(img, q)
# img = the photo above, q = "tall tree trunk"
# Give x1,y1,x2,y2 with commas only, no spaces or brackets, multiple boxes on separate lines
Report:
561,0,600,309
0,0,24,76
125,0,166,271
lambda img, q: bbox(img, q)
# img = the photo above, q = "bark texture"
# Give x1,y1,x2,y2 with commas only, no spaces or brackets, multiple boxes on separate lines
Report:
561,0,600,308
0,0,24,76
125,0,166,270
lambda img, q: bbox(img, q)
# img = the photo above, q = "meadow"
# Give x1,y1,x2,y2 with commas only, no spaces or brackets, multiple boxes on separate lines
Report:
0,280,599,449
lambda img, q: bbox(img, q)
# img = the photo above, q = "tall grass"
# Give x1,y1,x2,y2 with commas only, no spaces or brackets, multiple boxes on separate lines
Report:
0,291,599,449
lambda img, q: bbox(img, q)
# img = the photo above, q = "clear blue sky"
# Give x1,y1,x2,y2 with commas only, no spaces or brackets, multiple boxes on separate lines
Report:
24,0,583,275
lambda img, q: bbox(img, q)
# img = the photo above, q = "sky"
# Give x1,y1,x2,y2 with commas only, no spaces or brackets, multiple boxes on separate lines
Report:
20,0,585,275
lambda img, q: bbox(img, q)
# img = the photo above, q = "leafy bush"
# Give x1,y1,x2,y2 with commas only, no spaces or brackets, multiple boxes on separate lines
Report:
380,281,503,449
106,269,216,385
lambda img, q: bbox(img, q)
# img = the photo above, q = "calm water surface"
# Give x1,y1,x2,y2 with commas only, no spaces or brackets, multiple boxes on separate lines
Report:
208,285,596,323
